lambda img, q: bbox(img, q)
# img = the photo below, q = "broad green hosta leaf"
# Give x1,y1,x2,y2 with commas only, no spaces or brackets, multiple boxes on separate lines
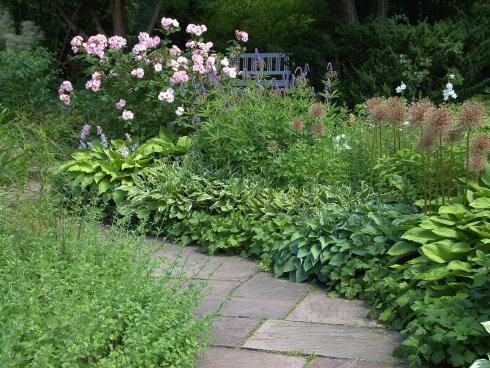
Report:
401,227,440,244
470,197,490,209
447,260,472,272
439,204,467,217
482,321,490,334
388,241,419,256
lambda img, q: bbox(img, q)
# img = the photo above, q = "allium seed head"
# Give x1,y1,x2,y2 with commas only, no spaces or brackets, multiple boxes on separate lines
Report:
385,97,407,125
446,129,463,144
467,154,487,173
424,105,454,135
366,97,387,125
309,103,326,119
311,123,325,136
470,135,490,155
409,98,433,127
290,118,305,131
459,101,487,129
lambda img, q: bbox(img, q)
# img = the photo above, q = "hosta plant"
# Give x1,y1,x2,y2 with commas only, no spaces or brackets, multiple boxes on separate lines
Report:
60,127,191,204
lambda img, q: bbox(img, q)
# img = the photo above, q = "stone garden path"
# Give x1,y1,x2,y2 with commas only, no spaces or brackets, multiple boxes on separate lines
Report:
153,243,405,368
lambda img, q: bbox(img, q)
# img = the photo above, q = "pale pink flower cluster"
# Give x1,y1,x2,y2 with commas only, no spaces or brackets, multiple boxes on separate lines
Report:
58,80,73,94
169,45,182,56
158,88,175,103
131,68,145,79
122,110,134,121
108,36,127,49
83,34,107,58
222,66,237,79
170,70,189,85
70,35,83,53
85,72,102,92
186,24,207,37
235,30,249,42
59,94,70,105
116,99,126,110
198,42,213,53
161,17,179,31
175,106,184,116
132,32,160,55
186,41,196,49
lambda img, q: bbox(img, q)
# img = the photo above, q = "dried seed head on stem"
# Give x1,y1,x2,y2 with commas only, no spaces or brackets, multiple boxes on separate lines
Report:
459,100,487,129
409,98,433,128
424,105,454,136
385,96,407,125
366,97,387,125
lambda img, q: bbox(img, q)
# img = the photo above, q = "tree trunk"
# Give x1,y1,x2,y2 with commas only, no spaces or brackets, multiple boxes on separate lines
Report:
51,0,88,39
111,0,124,35
369,0,389,18
338,0,359,25
89,1,106,35
146,0,164,33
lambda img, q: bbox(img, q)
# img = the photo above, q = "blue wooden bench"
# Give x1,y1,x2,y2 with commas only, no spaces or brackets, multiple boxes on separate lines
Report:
235,49,291,88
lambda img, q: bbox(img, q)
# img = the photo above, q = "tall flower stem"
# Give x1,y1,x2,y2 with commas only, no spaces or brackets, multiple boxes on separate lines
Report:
422,150,428,213
427,154,433,214
379,125,382,158
464,128,471,205
448,144,454,201
439,134,445,205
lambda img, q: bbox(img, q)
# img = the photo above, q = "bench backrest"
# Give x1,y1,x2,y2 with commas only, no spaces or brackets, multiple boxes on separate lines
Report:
236,50,291,87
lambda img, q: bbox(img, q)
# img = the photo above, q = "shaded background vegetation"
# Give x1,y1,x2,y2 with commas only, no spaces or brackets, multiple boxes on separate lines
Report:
1,0,489,106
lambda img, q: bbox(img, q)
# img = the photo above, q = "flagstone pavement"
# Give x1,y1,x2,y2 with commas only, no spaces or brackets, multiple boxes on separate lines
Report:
153,243,406,368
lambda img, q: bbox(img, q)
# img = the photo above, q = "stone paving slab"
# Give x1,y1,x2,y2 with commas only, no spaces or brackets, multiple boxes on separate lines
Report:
192,280,239,316
153,245,258,281
233,272,310,300
197,347,306,368
311,357,405,368
209,317,261,347
287,290,379,328
220,297,297,319
243,320,402,363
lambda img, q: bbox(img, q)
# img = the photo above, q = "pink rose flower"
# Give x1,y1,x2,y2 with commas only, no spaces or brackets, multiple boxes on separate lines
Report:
131,68,145,78
175,106,184,116
170,71,189,85
70,35,83,53
235,30,249,42
222,67,237,79
169,45,182,56
220,57,229,67
58,81,73,94
161,17,179,30
116,99,126,110
186,24,207,37
108,36,127,49
83,34,107,58
59,94,70,105
122,110,134,121
154,63,163,72
158,88,175,103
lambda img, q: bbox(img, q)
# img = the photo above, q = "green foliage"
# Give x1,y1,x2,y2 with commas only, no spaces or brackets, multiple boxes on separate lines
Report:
0,48,56,111
192,80,346,187
60,128,192,205
0,196,209,367
0,108,55,189
0,9,44,51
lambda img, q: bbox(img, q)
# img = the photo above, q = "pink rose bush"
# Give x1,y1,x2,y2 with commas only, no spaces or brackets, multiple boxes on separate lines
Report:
61,18,248,138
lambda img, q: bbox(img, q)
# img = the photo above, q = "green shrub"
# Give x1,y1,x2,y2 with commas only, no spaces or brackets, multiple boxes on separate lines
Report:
0,48,56,111
0,196,209,367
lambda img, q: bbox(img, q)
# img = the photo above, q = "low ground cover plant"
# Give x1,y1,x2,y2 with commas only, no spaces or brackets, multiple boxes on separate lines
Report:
0,194,209,367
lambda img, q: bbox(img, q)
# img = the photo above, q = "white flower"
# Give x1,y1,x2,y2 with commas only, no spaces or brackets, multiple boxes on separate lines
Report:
442,82,457,101
403,121,411,126
449,74,456,80
154,63,162,72
122,110,134,121
118,145,129,157
175,106,184,116
395,82,406,94
220,57,229,67
222,66,237,79
158,88,175,103
344,143,352,150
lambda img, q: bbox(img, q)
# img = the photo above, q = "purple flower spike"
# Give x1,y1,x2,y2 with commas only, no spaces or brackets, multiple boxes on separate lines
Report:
302,63,310,77
254,48,262,62
327,62,334,73
199,78,206,93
